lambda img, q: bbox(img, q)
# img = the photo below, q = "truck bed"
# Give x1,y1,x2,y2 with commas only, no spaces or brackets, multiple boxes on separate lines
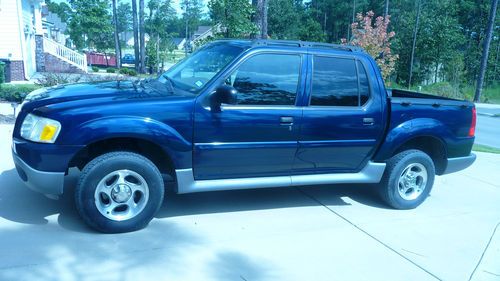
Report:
388,88,466,103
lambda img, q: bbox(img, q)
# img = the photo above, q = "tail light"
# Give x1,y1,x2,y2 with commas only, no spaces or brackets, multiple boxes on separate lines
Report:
468,106,476,137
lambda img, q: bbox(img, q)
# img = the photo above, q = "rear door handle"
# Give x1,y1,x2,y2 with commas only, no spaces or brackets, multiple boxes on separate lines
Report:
280,116,294,124
363,117,375,125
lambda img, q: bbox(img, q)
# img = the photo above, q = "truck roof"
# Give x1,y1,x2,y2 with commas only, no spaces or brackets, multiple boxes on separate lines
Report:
211,39,365,54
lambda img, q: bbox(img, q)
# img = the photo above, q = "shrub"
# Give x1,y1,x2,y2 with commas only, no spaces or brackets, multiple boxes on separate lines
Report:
127,69,137,76
118,68,137,76
35,73,82,87
0,62,5,84
0,84,41,103
92,66,99,72
106,68,116,73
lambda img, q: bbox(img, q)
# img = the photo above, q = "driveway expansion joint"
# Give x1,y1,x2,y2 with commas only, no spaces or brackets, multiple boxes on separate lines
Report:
297,187,442,281
468,221,500,281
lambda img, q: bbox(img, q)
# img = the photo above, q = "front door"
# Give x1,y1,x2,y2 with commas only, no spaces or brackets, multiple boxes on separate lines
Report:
193,52,305,180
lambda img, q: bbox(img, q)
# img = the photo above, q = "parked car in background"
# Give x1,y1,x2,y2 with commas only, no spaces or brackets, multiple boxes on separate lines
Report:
12,40,476,233
122,54,135,65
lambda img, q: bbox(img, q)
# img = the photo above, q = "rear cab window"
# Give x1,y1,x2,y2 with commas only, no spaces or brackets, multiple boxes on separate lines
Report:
310,55,371,107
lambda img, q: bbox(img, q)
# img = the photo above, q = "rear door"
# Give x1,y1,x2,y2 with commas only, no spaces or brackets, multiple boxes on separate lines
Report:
193,51,306,180
294,53,385,174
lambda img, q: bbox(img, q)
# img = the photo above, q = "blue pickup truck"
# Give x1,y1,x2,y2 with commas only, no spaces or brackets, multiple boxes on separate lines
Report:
12,40,476,233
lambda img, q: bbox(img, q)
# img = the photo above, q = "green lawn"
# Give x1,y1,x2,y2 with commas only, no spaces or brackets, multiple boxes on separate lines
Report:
461,84,500,104
472,144,500,154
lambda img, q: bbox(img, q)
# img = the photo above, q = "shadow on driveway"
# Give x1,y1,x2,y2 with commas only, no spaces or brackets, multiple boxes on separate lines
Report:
0,168,388,233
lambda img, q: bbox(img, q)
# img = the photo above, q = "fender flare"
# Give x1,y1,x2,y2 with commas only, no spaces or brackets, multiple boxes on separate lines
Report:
374,118,449,161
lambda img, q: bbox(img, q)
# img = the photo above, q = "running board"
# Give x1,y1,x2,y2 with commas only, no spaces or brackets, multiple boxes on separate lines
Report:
175,161,386,194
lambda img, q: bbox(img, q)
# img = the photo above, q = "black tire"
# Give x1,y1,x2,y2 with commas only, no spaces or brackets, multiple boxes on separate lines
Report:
75,151,164,233
378,149,435,209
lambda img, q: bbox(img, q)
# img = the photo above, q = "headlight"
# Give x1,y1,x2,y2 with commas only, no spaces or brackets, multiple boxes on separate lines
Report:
20,113,61,143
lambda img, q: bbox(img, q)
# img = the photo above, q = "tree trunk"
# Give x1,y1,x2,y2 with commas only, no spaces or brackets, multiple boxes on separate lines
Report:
112,0,121,68
252,0,261,38
474,0,498,102
104,51,109,67
384,0,389,18
132,0,140,71
184,0,189,54
156,34,160,73
139,0,146,74
434,62,439,83
408,0,421,89
348,0,356,40
261,0,268,38
494,37,499,81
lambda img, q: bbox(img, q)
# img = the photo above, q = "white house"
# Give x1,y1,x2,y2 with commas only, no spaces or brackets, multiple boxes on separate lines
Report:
0,0,44,81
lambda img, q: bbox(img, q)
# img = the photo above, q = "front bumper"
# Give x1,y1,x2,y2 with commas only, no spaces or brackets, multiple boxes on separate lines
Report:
442,153,476,175
12,149,65,195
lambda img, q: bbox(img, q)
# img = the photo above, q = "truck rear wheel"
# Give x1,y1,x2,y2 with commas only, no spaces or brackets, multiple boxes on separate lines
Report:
75,151,164,233
379,149,435,209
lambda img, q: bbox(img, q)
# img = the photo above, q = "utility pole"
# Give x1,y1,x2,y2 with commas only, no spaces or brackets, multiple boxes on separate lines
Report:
408,0,422,89
474,0,498,102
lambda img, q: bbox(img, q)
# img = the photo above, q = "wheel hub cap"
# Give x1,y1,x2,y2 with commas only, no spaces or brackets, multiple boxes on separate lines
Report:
94,169,149,221
111,184,132,203
397,163,428,201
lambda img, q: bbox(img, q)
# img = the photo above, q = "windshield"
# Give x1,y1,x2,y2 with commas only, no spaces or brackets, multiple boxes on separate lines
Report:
158,43,244,94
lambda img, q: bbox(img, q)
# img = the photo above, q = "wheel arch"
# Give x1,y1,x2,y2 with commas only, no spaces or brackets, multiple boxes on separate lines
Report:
69,137,176,179
379,135,447,175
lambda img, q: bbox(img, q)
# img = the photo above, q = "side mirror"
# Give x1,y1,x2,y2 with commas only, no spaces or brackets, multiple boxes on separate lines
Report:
210,85,237,112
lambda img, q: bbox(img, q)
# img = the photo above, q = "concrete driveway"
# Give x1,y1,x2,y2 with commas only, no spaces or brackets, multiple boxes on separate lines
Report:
0,123,499,281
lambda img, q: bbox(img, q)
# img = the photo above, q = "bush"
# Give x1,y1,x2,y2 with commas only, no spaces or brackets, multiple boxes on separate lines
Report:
106,68,116,73
119,68,129,75
0,62,5,84
127,69,137,76
118,68,137,76
92,66,99,72
0,84,41,103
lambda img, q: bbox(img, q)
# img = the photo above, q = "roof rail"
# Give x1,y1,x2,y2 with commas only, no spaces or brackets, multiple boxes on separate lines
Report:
252,39,363,52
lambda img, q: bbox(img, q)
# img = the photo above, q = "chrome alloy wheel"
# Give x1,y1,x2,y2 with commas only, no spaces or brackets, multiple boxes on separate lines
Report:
397,163,428,201
94,169,149,221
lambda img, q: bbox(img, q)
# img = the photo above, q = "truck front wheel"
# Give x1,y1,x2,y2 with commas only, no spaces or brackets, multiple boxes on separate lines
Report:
379,149,435,209
75,151,164,233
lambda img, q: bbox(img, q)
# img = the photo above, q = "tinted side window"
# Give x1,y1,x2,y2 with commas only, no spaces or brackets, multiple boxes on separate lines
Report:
311,56,358,106
358,61,370,105
228,54,301,105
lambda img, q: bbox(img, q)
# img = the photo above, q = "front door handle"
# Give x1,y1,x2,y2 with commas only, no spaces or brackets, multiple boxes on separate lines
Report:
280,116,294,124
280,116,294,131
363,117,375,125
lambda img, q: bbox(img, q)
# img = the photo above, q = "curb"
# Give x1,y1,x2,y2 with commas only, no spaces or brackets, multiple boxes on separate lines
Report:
477,112,499,117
